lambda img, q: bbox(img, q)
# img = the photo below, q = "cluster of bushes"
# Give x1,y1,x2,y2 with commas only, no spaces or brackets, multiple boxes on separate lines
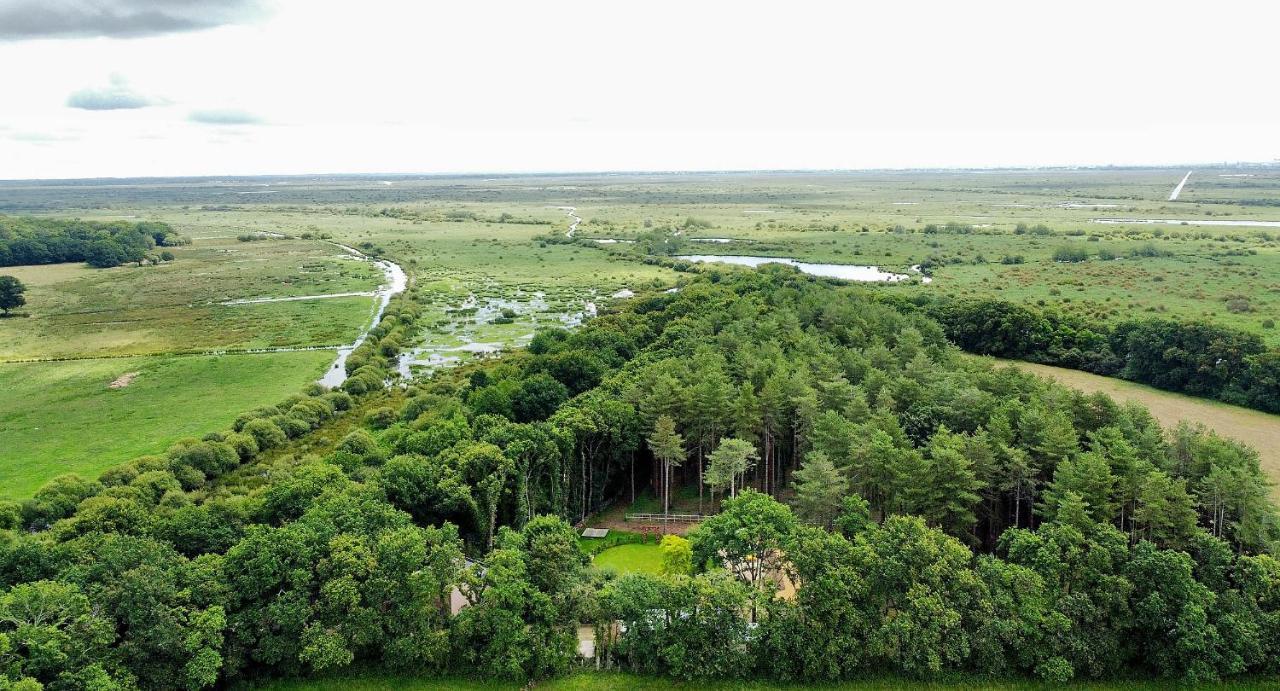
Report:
235,232,287,242
0,216,186,268
1053,243,1170,263
901,295,1280,413
338,295,422,394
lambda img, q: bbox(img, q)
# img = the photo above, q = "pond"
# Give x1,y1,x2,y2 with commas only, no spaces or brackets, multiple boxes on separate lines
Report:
675,255,912,282
1093,218,1280,228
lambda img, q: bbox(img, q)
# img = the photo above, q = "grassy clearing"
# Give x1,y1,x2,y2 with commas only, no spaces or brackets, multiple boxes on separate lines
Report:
0,351,331,498
995,358,1280,501
254,670,1280,690
590,543,664,575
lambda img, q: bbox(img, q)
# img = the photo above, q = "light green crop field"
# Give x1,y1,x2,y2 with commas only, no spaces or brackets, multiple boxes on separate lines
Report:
255,670,1280,690
0,351,332,498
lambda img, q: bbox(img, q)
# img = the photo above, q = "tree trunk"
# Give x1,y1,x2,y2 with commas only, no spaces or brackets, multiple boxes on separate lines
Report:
1014,485,1022,528
697,447,704,514
663,461,669,518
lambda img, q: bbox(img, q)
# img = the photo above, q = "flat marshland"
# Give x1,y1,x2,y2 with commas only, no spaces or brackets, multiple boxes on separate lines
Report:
2,167,1279,497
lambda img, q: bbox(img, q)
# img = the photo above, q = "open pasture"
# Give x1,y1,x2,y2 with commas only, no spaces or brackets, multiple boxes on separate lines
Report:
0,350,332,499
0,230,383,359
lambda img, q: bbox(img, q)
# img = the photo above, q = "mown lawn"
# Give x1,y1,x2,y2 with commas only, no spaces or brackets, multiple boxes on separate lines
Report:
0,351,332,498
591,543,663,575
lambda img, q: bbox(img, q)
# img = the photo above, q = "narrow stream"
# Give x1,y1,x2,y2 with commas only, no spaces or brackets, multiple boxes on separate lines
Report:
318,243,408,388
559,206,581,237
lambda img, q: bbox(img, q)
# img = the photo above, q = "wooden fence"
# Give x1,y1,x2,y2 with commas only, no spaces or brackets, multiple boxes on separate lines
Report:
624,512,707,523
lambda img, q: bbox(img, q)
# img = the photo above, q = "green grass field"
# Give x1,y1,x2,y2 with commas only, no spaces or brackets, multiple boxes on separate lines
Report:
254,670,1280,690
591,543,663,575
0,235,381,360
0,351,332,498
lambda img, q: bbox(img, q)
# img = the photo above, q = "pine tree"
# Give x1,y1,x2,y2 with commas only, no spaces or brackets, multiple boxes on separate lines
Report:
915,426,983,537
1134,470,1199,548
647,415,684,517
705,437,758,500
809,410,854,469
1037,451,1117,525
1050,490,1095,533
1000,446,1039,529
790,451,848,528
691,364,733,513
1032,409,1078,472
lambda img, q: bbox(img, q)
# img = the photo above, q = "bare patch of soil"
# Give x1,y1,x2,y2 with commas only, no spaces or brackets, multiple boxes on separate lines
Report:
108,372,140,389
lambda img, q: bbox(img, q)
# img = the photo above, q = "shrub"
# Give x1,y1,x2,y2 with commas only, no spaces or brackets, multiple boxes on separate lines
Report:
1052,246,1089,263
366,407,398,429
1225,297,1253,314
276,416,312,439
242,418,288,450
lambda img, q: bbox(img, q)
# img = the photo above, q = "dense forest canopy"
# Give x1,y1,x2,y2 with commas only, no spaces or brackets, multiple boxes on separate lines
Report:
1,267,1279,689
902,293,1280,413
0,216,185,268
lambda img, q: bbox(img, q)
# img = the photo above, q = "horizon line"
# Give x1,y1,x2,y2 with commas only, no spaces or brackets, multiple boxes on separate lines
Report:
2,159,1278,185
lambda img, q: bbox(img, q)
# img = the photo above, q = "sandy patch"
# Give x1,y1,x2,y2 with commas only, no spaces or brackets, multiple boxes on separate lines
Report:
109,372,140,389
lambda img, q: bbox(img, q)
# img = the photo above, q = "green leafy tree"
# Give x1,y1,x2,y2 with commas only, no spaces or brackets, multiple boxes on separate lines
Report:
0,276,24,315
859,515,983,676
690,490,796,621
0,581,119,687
704,437,757,501
658,535,692,576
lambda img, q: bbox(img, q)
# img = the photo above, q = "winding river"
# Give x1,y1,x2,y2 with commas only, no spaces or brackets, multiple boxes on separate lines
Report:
318,243,408,388
560,206,581,237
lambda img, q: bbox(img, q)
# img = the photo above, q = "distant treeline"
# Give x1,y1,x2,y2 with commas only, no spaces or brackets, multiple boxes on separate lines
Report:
889,294,1280,413
0,215,186,268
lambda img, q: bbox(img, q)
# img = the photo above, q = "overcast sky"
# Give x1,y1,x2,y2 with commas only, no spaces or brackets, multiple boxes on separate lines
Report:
1,0,1277,179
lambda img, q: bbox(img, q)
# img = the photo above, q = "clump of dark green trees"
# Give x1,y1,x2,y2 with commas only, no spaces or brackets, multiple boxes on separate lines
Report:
0,215,186,268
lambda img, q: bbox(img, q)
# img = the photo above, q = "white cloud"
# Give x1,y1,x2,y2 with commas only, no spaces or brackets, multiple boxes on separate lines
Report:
0,0,1277,178
66,74,163,110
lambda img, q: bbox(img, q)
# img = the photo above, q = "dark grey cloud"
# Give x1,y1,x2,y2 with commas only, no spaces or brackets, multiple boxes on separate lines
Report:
66,75,163,110
188,109,263,125
0,0,268,41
